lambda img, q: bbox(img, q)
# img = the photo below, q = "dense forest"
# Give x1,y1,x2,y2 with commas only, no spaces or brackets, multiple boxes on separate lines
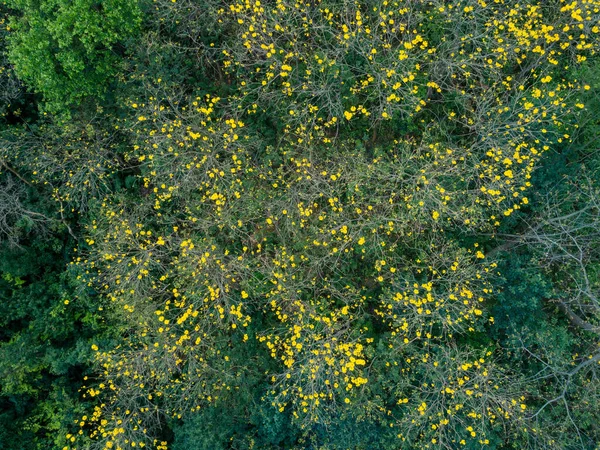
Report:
0,0,599,448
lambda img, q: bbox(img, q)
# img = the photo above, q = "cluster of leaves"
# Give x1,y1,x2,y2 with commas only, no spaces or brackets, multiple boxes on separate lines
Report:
0,192,106,449
5,0,141,113
0,0,599,449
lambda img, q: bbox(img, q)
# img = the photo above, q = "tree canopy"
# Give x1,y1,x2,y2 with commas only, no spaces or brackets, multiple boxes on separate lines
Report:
1,0,600,449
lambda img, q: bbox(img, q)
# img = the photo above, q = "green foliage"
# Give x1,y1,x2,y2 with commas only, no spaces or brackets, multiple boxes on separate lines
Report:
6,0,141,112
0,4,23,120
0,207,104,448
491,254,551,339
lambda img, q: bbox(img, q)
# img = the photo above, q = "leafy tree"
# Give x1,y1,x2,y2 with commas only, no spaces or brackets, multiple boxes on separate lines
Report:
0,223,103,449
5,0,141,112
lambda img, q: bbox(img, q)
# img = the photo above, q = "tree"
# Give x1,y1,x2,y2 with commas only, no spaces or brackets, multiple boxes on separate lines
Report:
6,0,141,112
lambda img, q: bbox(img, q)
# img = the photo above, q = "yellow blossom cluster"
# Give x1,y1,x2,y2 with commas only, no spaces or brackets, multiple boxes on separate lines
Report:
57,0,600,448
